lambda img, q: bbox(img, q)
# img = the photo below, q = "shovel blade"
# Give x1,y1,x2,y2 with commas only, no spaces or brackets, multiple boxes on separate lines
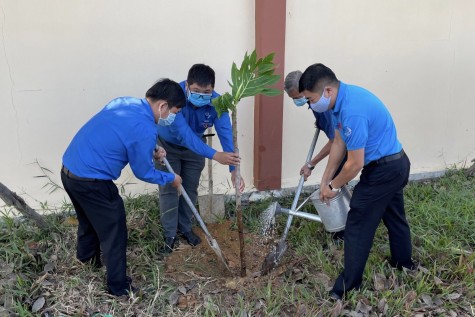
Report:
261,240,288,275
206,236,231,273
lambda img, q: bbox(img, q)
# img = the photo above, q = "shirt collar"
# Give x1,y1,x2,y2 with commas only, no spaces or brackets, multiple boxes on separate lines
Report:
333,81,347,115
141,98,155,122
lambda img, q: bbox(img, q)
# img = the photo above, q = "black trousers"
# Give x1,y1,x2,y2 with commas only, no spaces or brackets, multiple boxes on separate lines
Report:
331,153,413,297
61,171,130,296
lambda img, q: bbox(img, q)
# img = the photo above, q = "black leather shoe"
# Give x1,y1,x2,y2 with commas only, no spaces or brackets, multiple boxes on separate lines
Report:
181,230,201,246
331,230,345,241
108,277,138,297
329,291,342,301
389,258,417,271
160,236,178,254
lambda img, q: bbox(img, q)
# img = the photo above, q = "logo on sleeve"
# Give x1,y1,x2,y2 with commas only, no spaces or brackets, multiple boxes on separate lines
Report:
344,126,352,137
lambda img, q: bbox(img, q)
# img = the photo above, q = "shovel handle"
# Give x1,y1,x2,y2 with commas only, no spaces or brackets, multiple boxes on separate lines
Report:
282,128,321,237
162,157,213,240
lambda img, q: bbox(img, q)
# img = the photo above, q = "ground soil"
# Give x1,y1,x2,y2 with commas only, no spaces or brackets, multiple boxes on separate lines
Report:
163,220,298,311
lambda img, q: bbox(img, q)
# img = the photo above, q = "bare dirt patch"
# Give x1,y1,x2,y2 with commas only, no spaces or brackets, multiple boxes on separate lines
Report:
162,220,299,311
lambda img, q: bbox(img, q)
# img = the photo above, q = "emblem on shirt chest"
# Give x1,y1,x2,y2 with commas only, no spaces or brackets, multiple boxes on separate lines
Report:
202,112,212,129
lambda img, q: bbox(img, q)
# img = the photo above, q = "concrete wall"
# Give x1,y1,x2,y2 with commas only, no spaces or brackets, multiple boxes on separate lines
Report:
282,0,475,189
0,0,255,209
1,0,474,210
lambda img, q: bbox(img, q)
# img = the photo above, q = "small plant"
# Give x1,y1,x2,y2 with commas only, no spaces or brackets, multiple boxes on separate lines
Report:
213,50,281,277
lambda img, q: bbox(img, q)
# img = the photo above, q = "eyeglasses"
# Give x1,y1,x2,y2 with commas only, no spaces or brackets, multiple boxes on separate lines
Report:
190,92,212,101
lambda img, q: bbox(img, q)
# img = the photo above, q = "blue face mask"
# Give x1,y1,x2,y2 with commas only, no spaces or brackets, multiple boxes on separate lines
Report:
188,91,212,107
293,97,308,107
158,112,176,126
309,89,331,113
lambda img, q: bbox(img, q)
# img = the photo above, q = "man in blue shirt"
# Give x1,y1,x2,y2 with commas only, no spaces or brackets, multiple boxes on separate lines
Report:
284,70,345,240
156,64,245,253
299,63,415,300
61,79,184,296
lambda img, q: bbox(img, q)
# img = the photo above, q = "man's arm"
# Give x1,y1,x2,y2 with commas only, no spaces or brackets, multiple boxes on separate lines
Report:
320,130,364,202
300,139,333,181
214,108,245,192
320,130,346,184
213,111,236,172
170,113,216,159
127,126,177,185
169,113,240,166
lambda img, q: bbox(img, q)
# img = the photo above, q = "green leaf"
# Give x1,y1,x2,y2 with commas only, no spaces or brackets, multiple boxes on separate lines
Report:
262,52,275,64
218,49,281,112
260,88,282,96
212,92,234,117
231,62,239,96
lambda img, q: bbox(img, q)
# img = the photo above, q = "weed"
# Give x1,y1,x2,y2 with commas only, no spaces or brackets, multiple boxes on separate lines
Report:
0,169,474,316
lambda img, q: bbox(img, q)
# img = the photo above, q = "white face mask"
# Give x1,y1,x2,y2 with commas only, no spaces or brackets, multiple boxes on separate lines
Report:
309,88,331,113
157,104,176,126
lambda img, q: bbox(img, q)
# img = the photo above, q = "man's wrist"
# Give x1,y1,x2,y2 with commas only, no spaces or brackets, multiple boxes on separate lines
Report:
328,181,341,193
306,162,315,170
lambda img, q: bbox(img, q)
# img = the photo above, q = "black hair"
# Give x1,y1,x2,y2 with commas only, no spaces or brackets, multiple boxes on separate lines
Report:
299,63,338,93
187,64,215,88
146,78,186,109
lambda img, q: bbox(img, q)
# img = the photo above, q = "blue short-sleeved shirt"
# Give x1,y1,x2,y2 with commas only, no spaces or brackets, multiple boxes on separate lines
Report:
157,81,235,172
332,82,402,165
62,97,175,184
311,109,335,140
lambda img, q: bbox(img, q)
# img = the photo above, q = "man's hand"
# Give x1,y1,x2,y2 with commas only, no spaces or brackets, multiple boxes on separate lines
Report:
231,170,245,193
213,152,240,166
171,174,182,195
300,164,313,181
319,180,338,205
153,146,167,163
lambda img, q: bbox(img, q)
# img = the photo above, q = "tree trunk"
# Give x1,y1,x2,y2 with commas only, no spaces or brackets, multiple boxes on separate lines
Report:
232,109,246,277
0,182,49,230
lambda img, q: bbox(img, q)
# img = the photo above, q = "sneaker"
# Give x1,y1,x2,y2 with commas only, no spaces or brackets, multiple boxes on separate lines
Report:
181,230,202,246
160,236,178,254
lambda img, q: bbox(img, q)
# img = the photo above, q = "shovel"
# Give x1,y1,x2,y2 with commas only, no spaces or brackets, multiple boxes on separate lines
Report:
162,157,231,272
197,128,226,222
261,128,320,274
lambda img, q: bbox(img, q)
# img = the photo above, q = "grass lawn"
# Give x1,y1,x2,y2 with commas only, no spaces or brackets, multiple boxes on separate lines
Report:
1,169,474,316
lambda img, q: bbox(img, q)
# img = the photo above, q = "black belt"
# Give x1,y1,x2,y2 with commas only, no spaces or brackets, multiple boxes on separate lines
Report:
367,149,405,167
61,165,103,182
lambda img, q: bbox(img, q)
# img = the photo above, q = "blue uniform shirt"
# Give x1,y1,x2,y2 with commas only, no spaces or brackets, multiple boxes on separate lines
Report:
157,81,235,172
62,97,175,184
332,82,402,165
311,109,335,140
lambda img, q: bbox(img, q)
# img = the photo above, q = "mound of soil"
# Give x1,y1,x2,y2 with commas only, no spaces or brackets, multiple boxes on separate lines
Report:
162,220,297,310
164,220,274,280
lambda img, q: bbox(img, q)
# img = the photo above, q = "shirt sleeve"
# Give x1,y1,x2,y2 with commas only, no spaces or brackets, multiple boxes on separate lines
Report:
169,112,217,159
213,111,236,172
126,123,175,185
342,115,368,151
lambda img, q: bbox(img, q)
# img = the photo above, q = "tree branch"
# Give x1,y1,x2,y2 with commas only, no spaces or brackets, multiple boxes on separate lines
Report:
0,182,49,230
